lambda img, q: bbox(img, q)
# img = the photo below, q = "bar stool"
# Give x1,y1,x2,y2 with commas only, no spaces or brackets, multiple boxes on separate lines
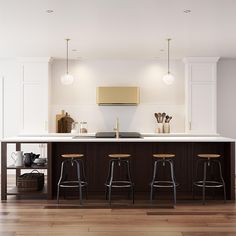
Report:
193,154,226,204
150,154,178,206
57,154,88,205
105,154,134,205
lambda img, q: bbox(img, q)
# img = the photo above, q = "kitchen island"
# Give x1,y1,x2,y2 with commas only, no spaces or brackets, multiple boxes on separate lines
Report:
1,135,235,201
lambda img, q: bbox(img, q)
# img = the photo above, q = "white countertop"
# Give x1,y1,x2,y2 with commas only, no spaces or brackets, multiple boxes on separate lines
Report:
1,135,235,143
17,132,220,137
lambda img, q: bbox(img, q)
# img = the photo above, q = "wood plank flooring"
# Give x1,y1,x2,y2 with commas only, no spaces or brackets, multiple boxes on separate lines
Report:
1,177,236,236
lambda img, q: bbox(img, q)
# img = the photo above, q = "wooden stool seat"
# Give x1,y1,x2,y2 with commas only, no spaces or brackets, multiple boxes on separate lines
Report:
105,153,134,205
61,154,84,158
108,154,131,159
194,153,225,204
150,153,177,206
153,154,175,159
57,153,87,205
197,154,221,159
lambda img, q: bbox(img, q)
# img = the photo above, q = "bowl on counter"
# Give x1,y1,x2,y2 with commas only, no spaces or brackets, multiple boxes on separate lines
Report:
33,158,47,165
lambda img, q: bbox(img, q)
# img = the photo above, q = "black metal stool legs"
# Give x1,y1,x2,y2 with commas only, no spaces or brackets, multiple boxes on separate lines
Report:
105,158,134,205
75,160,83,205
57,158,88,205
108,160,115,205
105,159,112,200
150,161,157,203
127,159,134,204
216,160,226,202
169,160,177,206
150,158,178,207
202,161,207,204
57,160,66,204
193,157,226,204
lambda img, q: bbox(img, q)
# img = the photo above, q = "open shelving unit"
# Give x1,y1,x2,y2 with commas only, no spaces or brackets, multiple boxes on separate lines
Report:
6,165,48,196
7,185,48,196
1,142,52,200
7,164,48,170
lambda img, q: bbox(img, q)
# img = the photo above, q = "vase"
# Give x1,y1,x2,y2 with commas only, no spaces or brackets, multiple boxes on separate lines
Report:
163,123,170,133
156,123,164,133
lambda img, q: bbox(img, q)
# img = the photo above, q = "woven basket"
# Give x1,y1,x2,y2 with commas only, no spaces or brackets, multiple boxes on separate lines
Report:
17,170,44,192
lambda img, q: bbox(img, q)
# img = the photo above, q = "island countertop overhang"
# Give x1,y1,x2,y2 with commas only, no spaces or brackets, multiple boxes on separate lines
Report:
1,136,235,143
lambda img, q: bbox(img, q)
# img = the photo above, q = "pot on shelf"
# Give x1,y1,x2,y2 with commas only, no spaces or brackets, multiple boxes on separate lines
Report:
24,153,40,167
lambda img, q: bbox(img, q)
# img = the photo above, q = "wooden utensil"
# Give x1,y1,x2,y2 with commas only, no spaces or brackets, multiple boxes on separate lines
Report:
157,113,162,123
154,113,159,122
168,116,172,123
161,112,166,123
165,115,169,123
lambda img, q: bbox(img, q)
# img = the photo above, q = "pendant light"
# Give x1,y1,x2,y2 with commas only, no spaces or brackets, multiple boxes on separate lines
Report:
162,38,175,85
61,39,74,85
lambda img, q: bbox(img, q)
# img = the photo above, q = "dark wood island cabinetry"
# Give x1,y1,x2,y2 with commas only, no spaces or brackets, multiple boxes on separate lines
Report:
1,137,235,202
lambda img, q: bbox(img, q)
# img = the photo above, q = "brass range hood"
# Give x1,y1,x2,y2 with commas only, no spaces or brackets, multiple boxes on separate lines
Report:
96,87,140,106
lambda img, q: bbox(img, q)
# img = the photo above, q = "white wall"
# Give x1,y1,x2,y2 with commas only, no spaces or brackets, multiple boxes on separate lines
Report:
217,58,236,173
0,76,3,139
1,58,235,136
217,58,236,138
51,59,185,133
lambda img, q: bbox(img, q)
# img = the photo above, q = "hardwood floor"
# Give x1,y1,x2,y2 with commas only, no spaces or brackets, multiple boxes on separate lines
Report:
0,177,236,236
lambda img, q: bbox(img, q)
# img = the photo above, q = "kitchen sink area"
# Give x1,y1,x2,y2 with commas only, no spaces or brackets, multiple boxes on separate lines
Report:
72,132,142,139
95,132,142,138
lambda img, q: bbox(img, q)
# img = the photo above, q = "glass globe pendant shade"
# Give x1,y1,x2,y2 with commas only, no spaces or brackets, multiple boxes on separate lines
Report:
61,73,74,85
162,73,175,85
61,38,74,85
162,38,175,85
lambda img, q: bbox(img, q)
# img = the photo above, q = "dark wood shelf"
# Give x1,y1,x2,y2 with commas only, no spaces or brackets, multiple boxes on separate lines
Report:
7,185,47,196
7,164,48,170
1,142,53,200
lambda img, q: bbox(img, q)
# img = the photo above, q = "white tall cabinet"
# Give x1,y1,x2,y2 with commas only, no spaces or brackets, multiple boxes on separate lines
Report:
184,57,219,134
18,58,52,134
18,58,52,163
0,58,51,169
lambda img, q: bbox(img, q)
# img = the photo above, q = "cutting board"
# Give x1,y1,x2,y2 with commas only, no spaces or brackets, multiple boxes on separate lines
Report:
58,113,74,133
56,110,65,132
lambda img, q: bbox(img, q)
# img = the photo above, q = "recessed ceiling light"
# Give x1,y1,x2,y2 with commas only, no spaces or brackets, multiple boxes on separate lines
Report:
46,9,54,13
183,9,191,14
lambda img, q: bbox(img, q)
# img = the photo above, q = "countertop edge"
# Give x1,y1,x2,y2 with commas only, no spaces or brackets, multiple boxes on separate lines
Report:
1,136,235,143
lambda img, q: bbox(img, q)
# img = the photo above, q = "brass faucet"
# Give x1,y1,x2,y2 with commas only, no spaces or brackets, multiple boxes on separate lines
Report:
114,117,119,139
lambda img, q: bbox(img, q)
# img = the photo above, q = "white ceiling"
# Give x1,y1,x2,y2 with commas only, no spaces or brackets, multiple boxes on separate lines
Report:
0,0,236,59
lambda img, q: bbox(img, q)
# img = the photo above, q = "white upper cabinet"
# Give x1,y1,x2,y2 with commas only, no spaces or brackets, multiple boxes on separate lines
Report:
183,57,219,134
18,58,52,133
0,60,21,138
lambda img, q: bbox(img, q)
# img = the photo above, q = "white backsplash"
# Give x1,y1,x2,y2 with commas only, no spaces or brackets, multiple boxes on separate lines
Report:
50,59,185,133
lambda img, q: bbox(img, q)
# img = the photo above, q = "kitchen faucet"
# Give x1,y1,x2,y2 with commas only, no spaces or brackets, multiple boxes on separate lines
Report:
114,117,119,138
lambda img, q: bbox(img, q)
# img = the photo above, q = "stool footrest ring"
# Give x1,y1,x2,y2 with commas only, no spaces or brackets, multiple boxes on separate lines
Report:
151,181,178,188
59,180,87,188
105,180,134,188
193,180,224,188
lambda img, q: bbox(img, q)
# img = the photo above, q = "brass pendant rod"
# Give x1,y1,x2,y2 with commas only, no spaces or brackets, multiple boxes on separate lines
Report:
167,38,171,74
66,38,70,74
